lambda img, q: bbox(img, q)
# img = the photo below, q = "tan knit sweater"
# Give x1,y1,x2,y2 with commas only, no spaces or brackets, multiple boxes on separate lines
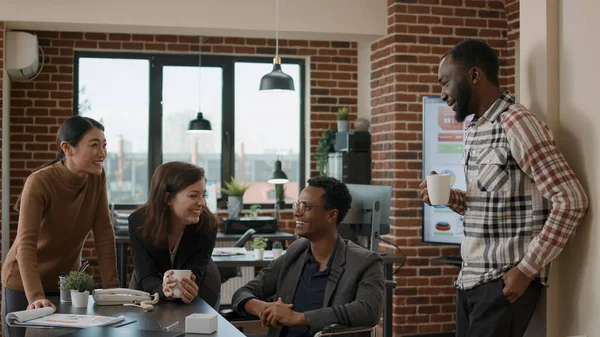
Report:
1,161,119,303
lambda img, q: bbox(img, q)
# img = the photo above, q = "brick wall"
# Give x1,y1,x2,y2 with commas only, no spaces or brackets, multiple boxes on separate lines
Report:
370,0,517,335
505,0,520,94
2,31,357,284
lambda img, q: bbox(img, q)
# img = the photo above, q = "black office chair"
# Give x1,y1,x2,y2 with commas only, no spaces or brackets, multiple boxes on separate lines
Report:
219,228,256,284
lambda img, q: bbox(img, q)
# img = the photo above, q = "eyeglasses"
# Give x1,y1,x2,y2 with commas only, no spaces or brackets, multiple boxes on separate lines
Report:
292,201,328,214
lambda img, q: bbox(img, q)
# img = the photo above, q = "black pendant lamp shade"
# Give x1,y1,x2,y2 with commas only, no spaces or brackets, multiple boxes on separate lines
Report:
188,112,212,133
260,57,295,91
267,159,289,184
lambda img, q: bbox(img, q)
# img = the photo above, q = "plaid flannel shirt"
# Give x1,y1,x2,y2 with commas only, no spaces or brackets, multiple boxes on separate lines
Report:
447,92,588,290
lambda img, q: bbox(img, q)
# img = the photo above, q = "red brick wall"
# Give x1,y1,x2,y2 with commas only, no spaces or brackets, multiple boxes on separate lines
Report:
505,0,520,94
370,0,517,335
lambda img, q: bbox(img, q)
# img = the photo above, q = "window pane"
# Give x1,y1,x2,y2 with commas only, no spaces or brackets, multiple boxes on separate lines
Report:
162,66,223,197
234,62,301,204
78,58,149,205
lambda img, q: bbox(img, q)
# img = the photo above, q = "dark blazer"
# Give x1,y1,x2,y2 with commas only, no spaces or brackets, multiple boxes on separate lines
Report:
127,209,220,308
232,235,384,337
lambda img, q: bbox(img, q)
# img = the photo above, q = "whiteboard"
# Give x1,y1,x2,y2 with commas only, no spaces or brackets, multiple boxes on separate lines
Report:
422,96,468,245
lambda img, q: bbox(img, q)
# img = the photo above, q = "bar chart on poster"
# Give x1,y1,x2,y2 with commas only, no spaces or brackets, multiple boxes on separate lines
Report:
422,96,469,245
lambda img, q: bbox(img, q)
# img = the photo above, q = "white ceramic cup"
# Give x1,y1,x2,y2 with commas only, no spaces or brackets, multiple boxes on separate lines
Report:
171,269,192,298
426,174,451,205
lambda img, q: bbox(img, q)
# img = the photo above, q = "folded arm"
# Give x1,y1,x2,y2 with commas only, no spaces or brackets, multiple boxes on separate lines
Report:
128,217,167,299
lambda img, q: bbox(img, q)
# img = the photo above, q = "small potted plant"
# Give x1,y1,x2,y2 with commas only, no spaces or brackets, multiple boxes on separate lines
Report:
246,204,261,218
62,271,95,308
337,106,350,132
222,177,251,218
313,129,337,175
272,241,283,259
252,237,268,260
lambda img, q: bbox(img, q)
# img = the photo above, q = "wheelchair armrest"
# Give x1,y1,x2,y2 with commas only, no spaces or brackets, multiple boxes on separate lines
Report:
320,323,374,335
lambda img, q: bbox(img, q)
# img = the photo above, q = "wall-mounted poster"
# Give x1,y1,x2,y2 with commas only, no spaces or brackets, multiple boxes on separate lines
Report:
422,96,470,245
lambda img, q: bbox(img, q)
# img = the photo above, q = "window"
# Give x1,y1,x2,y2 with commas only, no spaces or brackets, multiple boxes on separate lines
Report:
234,62,301,204
75,53,305,207
162,65,223,196
77,57,150,204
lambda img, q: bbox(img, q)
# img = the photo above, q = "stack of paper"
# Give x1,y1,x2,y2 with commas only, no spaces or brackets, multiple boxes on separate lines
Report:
6,307,124,328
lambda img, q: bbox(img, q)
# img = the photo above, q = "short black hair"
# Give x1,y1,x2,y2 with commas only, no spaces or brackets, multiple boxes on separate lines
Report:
307,176,352,225
443,39,500,87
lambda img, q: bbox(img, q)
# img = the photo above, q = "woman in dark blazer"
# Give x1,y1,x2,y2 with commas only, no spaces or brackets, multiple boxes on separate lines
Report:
128,161,220,308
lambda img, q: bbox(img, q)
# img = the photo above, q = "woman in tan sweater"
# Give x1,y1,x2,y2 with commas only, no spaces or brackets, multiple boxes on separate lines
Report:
1,116,119,337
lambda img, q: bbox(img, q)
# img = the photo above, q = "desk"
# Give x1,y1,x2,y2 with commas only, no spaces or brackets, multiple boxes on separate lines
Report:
17,296,244,337
114,231,296,287
213,253,406,337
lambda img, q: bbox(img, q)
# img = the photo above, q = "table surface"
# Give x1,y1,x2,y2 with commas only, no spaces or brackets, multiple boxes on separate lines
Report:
18,296,244,337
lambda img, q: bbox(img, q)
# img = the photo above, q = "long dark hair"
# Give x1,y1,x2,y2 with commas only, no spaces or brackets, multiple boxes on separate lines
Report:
139,161,217,248
14,116,105,211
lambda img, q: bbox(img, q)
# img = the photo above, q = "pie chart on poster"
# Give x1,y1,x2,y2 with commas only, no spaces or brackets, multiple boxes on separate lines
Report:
440,169,456,187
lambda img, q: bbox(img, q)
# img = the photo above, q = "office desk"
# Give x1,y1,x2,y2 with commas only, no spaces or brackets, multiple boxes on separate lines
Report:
213,253,406,337
114,231,296,287
17,296,244,337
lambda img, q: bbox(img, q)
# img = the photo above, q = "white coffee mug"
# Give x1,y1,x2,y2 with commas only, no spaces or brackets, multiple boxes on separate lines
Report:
426,174,451,206
171,269,192,299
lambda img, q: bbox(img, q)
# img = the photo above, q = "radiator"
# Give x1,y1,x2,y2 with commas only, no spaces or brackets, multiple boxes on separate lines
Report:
215,241,256,305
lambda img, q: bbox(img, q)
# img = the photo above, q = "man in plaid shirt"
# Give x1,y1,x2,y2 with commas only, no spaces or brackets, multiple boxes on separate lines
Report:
420,39,589,337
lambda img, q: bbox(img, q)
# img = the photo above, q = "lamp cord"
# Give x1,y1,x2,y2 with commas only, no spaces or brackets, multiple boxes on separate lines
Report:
198,36,202,112
275,0,279,59
376,234,406,276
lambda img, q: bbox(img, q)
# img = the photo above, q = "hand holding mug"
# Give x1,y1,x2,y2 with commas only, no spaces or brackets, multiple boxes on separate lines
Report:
179,273,199,304
162,270,177,299
420,171,451,206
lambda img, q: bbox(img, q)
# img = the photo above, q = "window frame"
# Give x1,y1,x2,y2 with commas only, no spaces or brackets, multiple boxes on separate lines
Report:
73,51,306,210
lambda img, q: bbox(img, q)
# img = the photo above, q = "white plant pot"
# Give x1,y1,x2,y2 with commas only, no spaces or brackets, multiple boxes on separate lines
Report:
70,290,90,308
254,249,264,260
272,248,283,259
227,196,243,218
337,120,349,132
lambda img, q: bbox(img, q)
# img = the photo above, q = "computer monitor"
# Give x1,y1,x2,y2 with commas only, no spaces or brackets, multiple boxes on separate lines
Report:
339,184,392,251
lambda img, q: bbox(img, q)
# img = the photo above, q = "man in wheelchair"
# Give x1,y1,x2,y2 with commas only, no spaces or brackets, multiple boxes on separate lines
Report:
232,176,384,337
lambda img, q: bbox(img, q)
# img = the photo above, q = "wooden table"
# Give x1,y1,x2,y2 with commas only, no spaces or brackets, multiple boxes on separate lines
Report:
14,296,245,337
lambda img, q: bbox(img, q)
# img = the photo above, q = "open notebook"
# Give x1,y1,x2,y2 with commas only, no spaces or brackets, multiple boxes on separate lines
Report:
6,307,124,328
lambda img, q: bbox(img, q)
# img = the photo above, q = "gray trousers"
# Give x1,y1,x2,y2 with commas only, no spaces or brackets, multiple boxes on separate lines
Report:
1,287,29,337
456,278,543,337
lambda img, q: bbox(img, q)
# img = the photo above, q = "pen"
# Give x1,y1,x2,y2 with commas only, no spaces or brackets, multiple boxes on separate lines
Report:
164,321,179,331
115,320,136,328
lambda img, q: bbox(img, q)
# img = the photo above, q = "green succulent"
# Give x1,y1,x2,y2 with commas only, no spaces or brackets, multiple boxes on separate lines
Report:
252,237,268,250
222,176,251,197
62,271,95,293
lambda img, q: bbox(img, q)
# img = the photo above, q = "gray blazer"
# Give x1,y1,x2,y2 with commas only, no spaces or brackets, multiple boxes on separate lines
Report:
232,235,384,337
